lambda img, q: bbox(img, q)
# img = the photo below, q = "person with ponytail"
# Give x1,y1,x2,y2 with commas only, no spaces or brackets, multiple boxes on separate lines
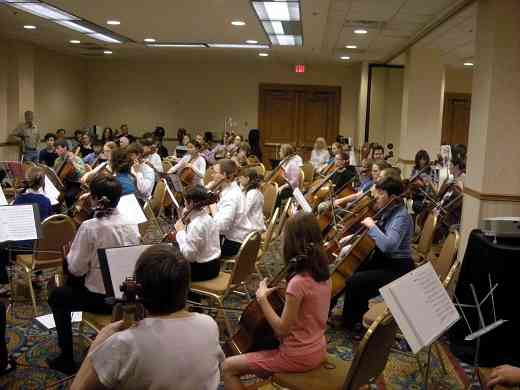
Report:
48,176,141,374
223,212,331,389
238,168,266,233
175,185,221,281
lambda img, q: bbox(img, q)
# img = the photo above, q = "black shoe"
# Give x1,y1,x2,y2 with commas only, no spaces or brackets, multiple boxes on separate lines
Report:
47,355,77,375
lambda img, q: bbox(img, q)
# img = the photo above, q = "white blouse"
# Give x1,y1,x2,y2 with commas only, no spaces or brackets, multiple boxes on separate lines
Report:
132,163,155,200
282,155,303,189
310,149,330,170
144,153,163,173
243,189,266,233
168,154,206,186
176,209,221,263
214,181,249,243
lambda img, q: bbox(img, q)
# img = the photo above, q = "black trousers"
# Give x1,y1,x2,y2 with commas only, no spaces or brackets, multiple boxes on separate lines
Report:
221,237,242,258
275,187,293,210
64,182,82,209
48,284,112,359
0,302,6,370
191,258,221,282
342,250,413,328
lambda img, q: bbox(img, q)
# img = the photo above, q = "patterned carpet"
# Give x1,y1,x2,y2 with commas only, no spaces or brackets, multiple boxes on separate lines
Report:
0,227,476,389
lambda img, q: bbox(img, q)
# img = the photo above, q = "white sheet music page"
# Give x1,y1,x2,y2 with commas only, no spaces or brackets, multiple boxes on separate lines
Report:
163,179,180,208
292,188,312,213
105,245,152,299
0,204,38,242
116,194,147,224
0,186,7,206
380,262,460,354
43,175,60,206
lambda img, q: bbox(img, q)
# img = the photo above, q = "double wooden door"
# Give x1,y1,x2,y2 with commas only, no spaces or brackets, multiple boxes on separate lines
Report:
258,84,341,162
442,93,471,146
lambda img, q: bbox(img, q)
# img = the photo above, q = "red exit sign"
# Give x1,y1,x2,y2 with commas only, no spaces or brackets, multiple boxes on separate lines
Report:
294,64,305,73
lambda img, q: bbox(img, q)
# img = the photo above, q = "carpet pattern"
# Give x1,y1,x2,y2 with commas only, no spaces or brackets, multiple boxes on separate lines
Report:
0,221,476,389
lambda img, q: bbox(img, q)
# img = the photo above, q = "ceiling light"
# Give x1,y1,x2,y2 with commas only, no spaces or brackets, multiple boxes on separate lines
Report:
208,43,270,49
23,25,37,29
11,2,78,20
55,20,95,34
69,39,81,44
246,40,258,44
146,43,207,48
89,32,122,44
258,52,269,57
354,29,368,34
464,62,474,66
231,20,246,26
340,56,351,60
269,34,302,46
252,1,300,21
144,38,156,43
262,20,284,35
345,45,357,49
106,20,120,25
103,50,113,54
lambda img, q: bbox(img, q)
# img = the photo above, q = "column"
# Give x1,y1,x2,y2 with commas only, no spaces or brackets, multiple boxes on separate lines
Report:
355,62,369,150
399,47,445,175
459,0,520,255
0,40,8,141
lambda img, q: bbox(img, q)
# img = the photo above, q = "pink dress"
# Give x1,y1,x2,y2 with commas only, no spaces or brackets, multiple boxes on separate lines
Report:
245,274,331,377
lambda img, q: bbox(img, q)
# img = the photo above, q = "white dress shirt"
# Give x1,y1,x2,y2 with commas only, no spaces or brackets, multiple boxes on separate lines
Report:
168,154,206,186
282,155,303,189
310,149,330,170
132,163,155,200
243,189,266,232
144,153,163,173
176,209,221,263
214,181,248,243
67,211,141,294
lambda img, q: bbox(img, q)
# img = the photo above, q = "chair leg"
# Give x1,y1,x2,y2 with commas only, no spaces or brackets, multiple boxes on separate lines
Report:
217,297,233,338
25,268,38,317
433,341,448,375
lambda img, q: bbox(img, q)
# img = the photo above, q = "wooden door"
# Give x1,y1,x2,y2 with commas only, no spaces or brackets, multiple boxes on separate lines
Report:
442,93,471,146
259,84,341,164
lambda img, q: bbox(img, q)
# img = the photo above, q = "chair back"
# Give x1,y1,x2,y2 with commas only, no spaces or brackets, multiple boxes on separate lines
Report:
261,182,278,220
162,160,173,173
261,207,279,256
204,166,215,186
416,211,438,256
149,179,166,216
343,312,398,390
443,260,461,299
301,162,314,187
229,231,262,286
35,214,76,261
140,201,163,240
298,168,306,190
273,198,293,240
432,229,460,282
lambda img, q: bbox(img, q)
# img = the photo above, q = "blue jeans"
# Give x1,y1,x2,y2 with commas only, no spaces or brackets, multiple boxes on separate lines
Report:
23,149,38,162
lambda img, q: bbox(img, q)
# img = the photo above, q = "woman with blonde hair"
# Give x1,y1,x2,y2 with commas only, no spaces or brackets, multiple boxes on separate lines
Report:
310,137,330,171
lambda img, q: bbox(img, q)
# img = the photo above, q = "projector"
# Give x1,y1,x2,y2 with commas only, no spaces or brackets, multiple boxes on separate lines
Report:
480,217,520,238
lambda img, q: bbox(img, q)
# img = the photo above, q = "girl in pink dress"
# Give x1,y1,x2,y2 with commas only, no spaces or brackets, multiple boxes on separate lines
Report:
223,212,331,389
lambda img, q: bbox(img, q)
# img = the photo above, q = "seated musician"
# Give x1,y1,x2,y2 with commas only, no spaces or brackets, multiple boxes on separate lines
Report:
232,142,252,168
317,151,358,214
371,144,385,160
310,137,330,171
325,141,343,165
207,159,247,257
174,185,221,281
276,143,303,208
410,150,436,215
127,143,155,202
48,176,141,374
111,148,137,196
168,140,206,187
54,139,86,207
333,160,390,210
39,133,58,167
141,137,163,174
71,244,224,390
223,212,331,389
81,142,118,184
341,176,414,330
238,168,266,233
83,140,104,167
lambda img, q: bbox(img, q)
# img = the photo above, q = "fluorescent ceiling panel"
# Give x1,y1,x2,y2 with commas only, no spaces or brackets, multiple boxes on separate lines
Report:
208,43,270,49
252,1,300,21
55,20,95,34
88,33,122,44
146,43,207,48
269,34,302,46
11,2,78,20
262,20,284,35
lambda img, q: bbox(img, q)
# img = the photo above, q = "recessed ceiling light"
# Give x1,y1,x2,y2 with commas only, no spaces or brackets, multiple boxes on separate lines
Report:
107,20,120,25
354,29,368,34
258,52,269,57
345,45,357,49
103,50,113,54
23,25,37,29
464,62,474,66
340,56,351,60
231,20,246,26
144,38,156,43
246,40,258,44
69,39,81,44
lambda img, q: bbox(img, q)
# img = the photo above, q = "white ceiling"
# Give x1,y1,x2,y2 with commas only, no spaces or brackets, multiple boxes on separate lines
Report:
0,0,476,65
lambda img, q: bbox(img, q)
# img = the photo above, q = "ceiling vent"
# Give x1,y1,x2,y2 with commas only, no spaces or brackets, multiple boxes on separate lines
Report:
343,20,387,30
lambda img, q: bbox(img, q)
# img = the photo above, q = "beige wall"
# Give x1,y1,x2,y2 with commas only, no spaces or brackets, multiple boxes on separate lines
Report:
86,61,360,141
445,67,473,94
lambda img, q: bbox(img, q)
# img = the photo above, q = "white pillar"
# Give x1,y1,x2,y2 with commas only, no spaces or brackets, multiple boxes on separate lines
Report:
355,62,369,150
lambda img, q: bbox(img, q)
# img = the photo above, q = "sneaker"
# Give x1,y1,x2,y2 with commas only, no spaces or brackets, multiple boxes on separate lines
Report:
47,355,77,375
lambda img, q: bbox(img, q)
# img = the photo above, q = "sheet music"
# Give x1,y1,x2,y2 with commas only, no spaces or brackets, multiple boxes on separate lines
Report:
163,179,180,208
104,245,152,299
0,186,7,206
43,175,60,206
36,312,82,329
380,262,460,354
117,194,147,224
0,204,39,242
292,188,312,213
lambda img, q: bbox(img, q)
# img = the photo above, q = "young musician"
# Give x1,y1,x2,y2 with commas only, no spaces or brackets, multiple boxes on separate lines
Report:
310,137,330,171
48,176,141,374
168,140,206,187
127,143,155,202
71,244,224,389
39,133,58,167
238,168,266,233
53,139,86,207
208,159,247,257
371,144,385,161
410,150,435,215
174,185,221,281
276,144,303,208
341,176,413,329
81,142,118,184
83,140,104,167
223,212,331,389
101,127,114,143
111,148,137,196
232,142,252,168
325,142,343,165
141,137,163,174
77,134,94,159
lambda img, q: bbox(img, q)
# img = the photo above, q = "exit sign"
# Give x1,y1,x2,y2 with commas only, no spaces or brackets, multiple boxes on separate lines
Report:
294,64,305,73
